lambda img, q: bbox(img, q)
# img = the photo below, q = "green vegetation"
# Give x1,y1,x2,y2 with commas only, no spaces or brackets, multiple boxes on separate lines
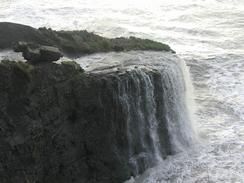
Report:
0,60,34,73
0,22,175,57
109,36,174,52
0,60,34,82
61,61,87,80
61,60,84,72
39,27,175,56
1,21,175,72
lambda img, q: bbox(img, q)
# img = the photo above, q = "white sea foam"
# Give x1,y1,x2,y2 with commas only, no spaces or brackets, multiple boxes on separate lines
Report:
0,50,24,61
1,0,244,182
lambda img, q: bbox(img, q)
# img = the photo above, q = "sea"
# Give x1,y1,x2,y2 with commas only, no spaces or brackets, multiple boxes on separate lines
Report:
0,0,244,182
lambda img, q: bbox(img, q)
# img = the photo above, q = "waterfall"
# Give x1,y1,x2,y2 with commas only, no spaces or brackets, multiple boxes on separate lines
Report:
113,52,194,175
80,51,196,176
118,70,164,174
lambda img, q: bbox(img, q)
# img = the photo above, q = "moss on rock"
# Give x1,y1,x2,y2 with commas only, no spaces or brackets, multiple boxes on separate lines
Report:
61,60,84,72
0,60,34,78
0,22,175,57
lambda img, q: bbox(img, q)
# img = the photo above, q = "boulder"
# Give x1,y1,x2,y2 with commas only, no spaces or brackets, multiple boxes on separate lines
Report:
14,41,63,64
39,46,63,62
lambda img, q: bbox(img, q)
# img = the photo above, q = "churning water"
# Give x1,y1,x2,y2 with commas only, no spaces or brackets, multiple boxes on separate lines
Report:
1,0,244,182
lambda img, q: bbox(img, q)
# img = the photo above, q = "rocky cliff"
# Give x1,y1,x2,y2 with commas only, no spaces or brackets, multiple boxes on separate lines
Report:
0,21,193,183
0,61,125,183
0,50,194,183
0,22,175,57
0,59,174,183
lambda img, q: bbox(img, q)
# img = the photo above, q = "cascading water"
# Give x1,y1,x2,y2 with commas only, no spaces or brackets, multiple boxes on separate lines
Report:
77,51,196,176
117,70,165,175
1,0,244,182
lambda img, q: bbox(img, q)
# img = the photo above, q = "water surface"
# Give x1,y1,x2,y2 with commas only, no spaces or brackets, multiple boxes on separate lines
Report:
1,0,244,182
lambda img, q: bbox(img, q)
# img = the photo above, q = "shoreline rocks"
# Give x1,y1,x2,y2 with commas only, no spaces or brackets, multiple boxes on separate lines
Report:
0,22,177,183
0,22,175,58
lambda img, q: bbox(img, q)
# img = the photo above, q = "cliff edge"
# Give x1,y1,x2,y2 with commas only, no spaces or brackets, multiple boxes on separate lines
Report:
0,60,175,183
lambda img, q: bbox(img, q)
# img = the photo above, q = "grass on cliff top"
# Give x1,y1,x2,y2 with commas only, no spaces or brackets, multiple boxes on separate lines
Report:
0,60,84,72
0,60,34,73
0,60,85,79
39,27,175,56
0,60,34,80
61,60,84,72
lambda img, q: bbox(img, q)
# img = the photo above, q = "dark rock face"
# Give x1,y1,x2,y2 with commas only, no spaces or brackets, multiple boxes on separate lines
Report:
14,42,63,64
0,22,175,56
0,61,130,183
0,22,50,49
0,61,173,183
